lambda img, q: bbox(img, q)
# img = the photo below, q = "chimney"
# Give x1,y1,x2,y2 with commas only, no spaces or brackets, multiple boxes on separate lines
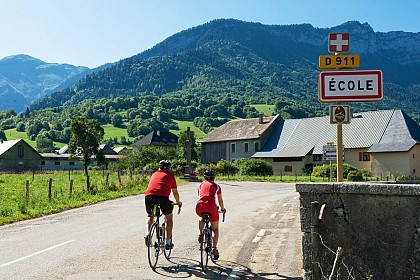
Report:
259,113,263,124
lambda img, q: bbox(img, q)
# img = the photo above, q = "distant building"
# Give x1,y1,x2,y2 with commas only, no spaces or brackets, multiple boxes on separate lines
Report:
40,144,120,170
199,110,420,178
199,114,281,163
253,110,419,178
130,131,178,150
0,139,42,171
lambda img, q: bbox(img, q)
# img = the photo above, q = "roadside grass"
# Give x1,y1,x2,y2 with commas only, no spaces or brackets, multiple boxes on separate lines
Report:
216,174,332,183
0,169,333,225
0,170,159,225
250,104,276,116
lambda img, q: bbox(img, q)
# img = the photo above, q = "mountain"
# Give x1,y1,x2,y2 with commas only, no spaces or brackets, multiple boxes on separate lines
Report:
29,20,420,123
0,55,98,112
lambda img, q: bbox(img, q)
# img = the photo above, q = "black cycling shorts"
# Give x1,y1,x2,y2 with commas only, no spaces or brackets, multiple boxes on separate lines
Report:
145,195,174,216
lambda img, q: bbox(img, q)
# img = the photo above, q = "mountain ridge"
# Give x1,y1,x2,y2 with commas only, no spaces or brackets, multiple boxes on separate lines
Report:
3,19,419,124
0,54,110,113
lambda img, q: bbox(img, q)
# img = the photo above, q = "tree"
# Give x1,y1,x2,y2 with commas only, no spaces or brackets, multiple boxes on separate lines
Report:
36,134,54,152
69,116,105,188
111,113,123,127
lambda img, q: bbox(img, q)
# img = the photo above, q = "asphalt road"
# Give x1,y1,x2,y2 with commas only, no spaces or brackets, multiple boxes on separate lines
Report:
0,181,303,280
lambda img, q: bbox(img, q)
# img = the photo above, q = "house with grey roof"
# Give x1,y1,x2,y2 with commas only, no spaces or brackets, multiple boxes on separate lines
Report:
199,114,281,163
0,139,42,171
40,144,120,170
252,110,420,178
130,131,178,150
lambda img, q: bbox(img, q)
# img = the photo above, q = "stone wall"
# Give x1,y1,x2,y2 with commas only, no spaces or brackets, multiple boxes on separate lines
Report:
296,183,420,280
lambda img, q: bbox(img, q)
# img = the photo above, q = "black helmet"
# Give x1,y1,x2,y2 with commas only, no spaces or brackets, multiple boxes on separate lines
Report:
159,159,171,170
203,170,215,180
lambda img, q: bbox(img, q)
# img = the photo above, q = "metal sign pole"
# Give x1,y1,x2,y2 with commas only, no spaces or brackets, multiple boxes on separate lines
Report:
335,49,344,182
336,121,344,182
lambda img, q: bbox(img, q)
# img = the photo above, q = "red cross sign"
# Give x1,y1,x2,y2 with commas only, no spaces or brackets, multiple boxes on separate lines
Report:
328,33,349,53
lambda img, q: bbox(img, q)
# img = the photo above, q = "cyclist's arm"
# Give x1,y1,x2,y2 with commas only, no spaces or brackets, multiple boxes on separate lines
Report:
217,193,226,212
171,188,182,207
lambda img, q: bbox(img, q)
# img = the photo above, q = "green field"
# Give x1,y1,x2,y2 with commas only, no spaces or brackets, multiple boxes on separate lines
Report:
102,123,134,142
171,120,205,139
250,104,275,116
4,120,205,150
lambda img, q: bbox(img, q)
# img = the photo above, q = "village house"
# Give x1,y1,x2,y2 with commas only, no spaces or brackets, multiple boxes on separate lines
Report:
130,130,178,151
199,114,281,163
40,144,120,170
0,139,42,171
200,110,420,178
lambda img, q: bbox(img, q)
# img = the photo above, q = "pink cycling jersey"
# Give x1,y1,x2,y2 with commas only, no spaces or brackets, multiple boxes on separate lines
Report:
195,180,221,222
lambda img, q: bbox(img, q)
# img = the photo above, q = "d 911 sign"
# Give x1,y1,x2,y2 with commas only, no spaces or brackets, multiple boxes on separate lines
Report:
318,70,383,102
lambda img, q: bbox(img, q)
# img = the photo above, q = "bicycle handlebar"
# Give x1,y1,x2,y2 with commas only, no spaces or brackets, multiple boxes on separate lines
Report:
172,202,182,215
218,210,226,222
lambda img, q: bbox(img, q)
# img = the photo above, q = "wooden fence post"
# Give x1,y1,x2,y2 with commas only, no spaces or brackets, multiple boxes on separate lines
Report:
69,179,73,197
48,178,52,201
26,180,30,204
106,173,109,189
311,201,322,280
118,170,122,186
86,175,90,192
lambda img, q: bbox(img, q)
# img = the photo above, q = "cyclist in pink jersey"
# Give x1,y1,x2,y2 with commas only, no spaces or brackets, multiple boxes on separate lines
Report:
196,170,226,260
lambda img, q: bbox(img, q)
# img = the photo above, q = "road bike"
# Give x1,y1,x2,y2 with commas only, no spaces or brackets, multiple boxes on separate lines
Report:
146,202,181,270
199,210,225,272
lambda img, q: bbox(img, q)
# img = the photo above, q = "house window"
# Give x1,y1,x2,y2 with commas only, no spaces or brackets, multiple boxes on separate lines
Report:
41,161,45,165
284,166,292,172
17,145,24,158
244,142,249,153
231,143,236,153
359,152,370,161
313,154,322,162
254,142,259,152
54,161,60,166
69,162,75,166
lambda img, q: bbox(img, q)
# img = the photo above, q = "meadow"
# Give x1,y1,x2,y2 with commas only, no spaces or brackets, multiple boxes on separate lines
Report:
0,169,332,226
0,169,152,225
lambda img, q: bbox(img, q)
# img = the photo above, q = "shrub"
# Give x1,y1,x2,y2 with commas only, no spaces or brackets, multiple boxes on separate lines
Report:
237,159,273,176
347,170,363,181
216,160,239,175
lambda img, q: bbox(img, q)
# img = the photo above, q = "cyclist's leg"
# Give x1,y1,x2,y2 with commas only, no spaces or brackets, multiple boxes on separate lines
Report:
164,212,174,240
159,196,174,244
210,221,220,247
145,196,155,232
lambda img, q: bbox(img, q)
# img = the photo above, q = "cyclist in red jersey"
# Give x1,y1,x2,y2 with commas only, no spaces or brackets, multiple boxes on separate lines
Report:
196,170,226,260
145,160,182,250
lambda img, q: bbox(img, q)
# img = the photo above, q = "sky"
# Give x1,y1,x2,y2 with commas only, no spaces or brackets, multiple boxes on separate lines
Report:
1,0,419,68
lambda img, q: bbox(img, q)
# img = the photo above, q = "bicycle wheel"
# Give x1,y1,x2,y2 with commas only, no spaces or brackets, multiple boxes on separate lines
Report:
200,228,211,271
162,223,172,260
147,223,160,269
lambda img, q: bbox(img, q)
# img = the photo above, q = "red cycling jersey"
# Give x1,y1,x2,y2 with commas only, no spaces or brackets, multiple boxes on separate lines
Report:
195,180,221,222
145,169,177,197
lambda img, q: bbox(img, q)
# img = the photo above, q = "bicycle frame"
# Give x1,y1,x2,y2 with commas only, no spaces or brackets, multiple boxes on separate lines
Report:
199,210,225,272
146,203,181,270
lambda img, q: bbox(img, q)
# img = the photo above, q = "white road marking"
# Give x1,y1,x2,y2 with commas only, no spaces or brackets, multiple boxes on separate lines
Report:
293,195,299,199
252,229,266,243
0,240,75,268
270,212,279,219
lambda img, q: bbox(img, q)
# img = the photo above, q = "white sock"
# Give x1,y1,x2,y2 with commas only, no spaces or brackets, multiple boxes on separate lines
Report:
166,238,172,245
